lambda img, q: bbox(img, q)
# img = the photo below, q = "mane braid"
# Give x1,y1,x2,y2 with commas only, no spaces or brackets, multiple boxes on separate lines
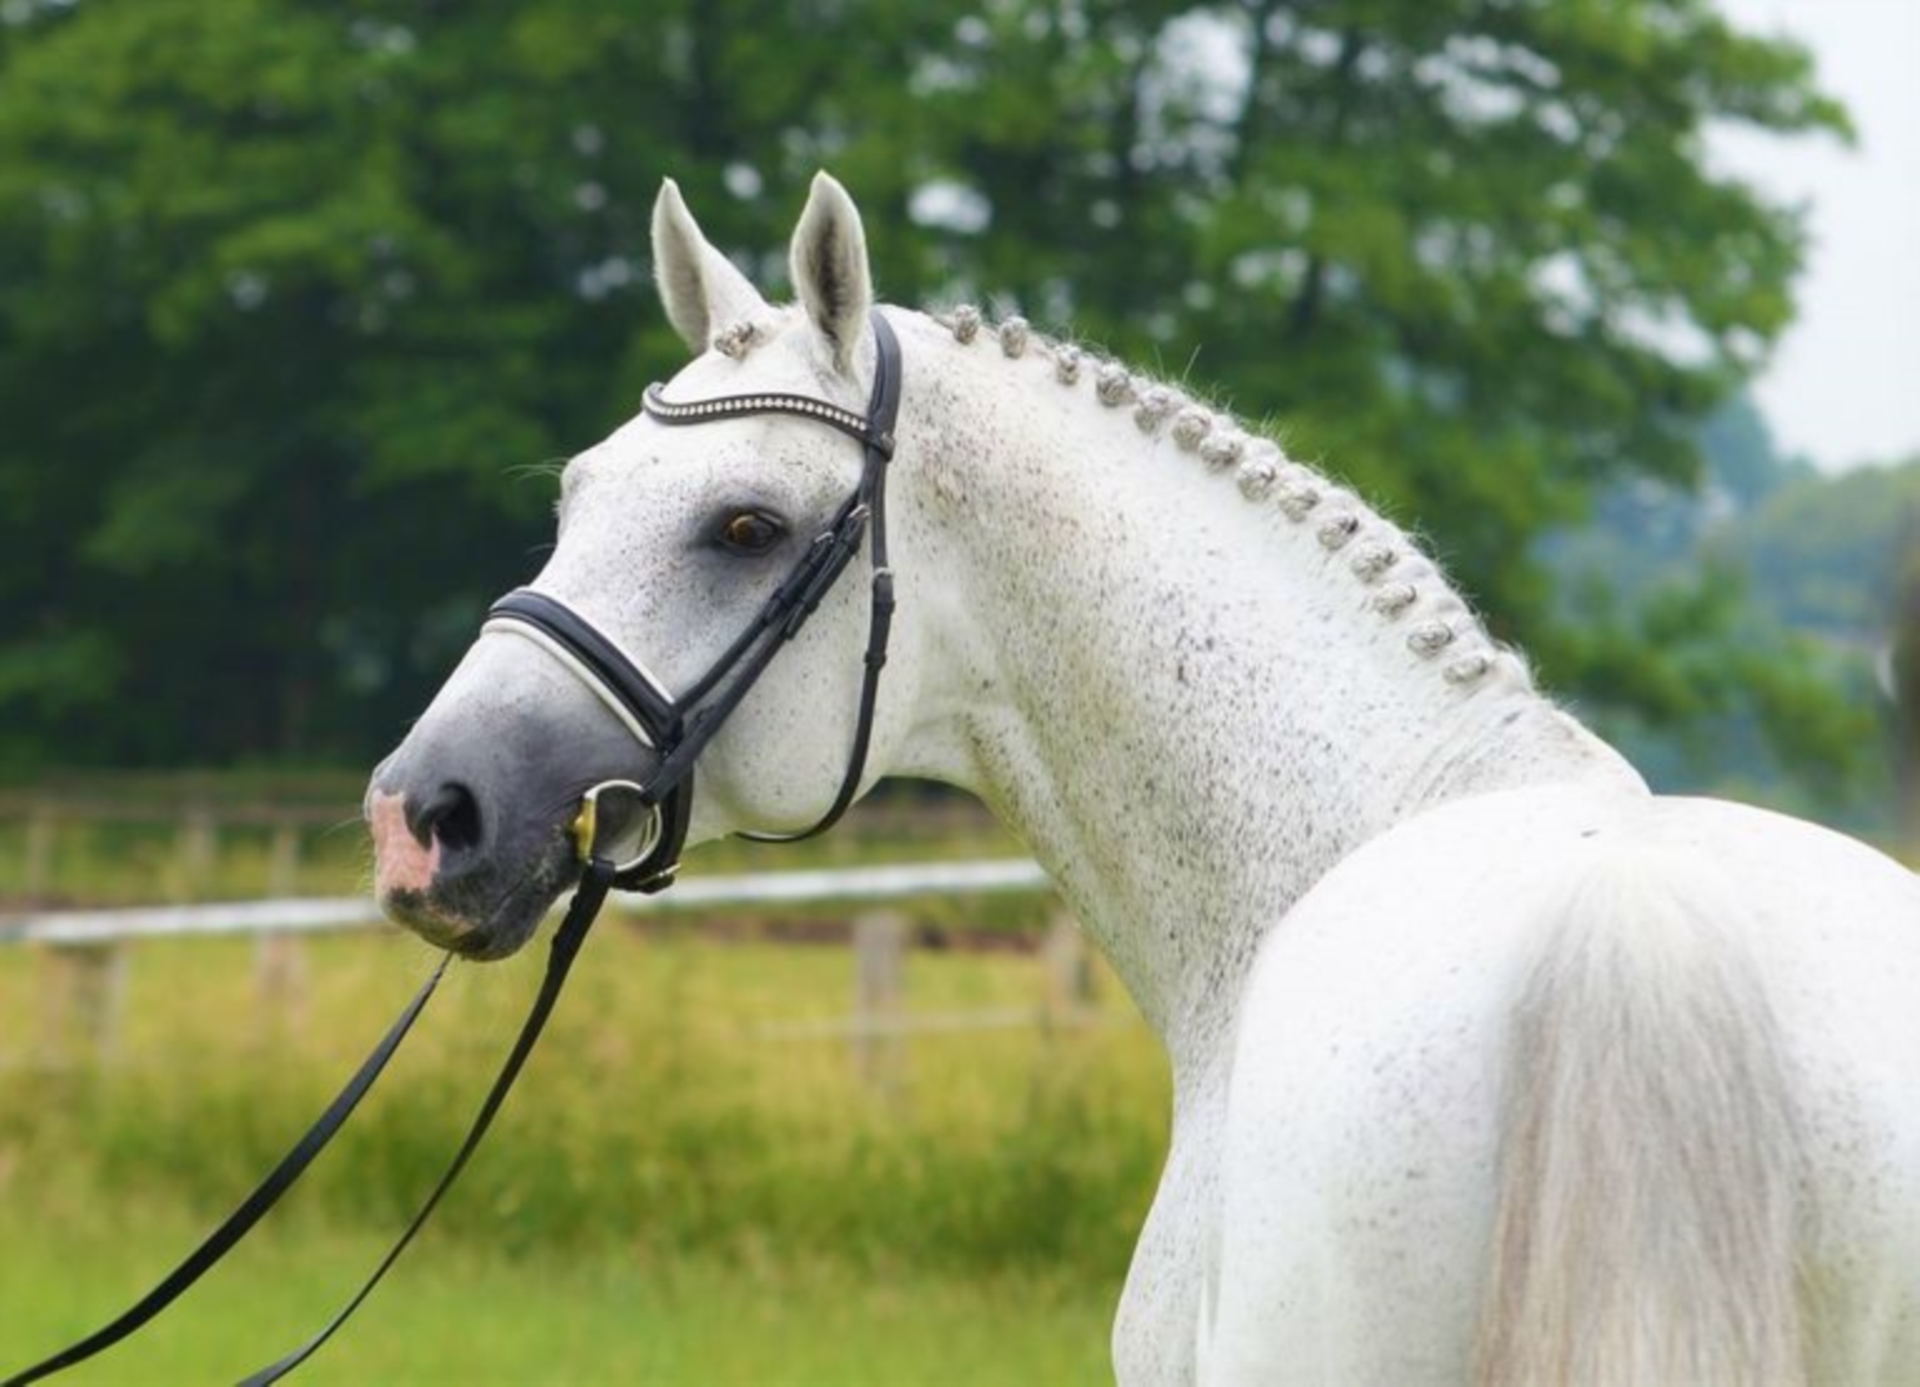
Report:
928,305,1530,695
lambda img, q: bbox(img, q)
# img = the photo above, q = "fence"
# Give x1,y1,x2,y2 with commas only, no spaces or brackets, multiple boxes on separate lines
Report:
1,858,1114,1083
0,789,1009,906
0,793,350,903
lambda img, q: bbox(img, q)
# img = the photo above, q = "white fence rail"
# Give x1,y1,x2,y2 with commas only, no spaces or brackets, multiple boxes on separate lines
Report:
0,857,1055,947
1,859,1106,1082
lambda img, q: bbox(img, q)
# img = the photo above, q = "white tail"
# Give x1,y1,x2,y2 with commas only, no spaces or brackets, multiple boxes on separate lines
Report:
1476,845,1807,1386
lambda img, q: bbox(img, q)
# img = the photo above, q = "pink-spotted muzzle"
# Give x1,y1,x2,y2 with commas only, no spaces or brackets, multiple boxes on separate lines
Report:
368,792,439,897
362,661,667,962
367,775,664,958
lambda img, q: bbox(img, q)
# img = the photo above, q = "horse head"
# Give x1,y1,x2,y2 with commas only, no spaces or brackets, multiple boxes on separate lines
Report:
367,175,926,958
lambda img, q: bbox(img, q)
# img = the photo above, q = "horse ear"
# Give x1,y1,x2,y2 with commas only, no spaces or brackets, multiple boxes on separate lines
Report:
789,172,872,374
651,178,767,356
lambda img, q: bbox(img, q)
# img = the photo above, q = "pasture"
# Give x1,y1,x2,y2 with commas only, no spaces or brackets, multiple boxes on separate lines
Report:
0,865,1166,1383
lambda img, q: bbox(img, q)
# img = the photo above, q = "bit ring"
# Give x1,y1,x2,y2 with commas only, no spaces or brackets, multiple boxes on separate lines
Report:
570,780,664,872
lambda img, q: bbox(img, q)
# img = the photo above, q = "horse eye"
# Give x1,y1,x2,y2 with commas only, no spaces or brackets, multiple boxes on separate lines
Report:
717,510,786,555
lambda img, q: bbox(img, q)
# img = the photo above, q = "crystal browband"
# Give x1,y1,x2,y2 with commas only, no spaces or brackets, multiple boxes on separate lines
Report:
642,384,892,456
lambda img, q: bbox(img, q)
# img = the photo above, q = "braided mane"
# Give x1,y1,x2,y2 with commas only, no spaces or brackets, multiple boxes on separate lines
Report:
929,304,1532,695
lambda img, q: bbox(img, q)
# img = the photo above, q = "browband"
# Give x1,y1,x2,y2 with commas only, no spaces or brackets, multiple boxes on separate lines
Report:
641,384,895,459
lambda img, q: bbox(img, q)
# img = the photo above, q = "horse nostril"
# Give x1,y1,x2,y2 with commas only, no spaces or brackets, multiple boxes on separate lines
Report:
414,783,484,855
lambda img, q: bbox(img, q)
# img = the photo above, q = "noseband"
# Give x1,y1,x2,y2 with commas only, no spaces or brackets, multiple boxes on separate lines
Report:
485,309,903,891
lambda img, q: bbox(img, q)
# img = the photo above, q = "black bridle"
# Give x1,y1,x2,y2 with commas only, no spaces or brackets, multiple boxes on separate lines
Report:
484,307,903,890
6,311,905,1385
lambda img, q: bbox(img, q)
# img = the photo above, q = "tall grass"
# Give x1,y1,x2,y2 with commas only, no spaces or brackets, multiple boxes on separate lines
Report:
1,925,1167,1289
1,778,1164,1377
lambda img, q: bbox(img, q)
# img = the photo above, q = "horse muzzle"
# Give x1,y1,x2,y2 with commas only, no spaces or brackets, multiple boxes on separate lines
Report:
363,649,663,959
365,781,576,959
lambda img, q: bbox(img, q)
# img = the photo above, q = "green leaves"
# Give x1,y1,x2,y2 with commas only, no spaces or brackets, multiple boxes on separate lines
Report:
0,0,1862,788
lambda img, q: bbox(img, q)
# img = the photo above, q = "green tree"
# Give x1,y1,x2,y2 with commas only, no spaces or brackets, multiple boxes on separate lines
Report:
0,0,670,759
1718,458,1920,637
0,0,1851,771
1893,513,1920,849
1714,460,1917,836
1701,393,1813,509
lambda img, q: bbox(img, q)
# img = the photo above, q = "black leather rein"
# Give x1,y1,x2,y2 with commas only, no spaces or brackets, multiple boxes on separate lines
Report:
6,310,905,1384
4,863,614,1387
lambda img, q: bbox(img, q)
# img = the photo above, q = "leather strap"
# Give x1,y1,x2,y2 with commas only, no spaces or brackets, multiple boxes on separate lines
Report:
641,385,891,457
738,312,899,845
487,308,904,878
3,861,618,1386
238,857,616,1383
485,589,681,740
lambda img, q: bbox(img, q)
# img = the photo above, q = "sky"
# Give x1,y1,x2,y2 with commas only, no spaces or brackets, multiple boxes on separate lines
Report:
1709,0,1920,472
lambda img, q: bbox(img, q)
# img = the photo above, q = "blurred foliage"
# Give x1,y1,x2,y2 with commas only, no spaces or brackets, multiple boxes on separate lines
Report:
0,0,1854,777
1720,457,1920,636
1895,515,1920,845
1545,394,1914,832
1712,455,1919,835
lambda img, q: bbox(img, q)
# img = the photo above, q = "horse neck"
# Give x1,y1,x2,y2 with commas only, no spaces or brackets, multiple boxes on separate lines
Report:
888,311,1642,1077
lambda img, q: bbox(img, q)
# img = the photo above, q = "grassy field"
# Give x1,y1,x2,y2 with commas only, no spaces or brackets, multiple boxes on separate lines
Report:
1,914,1168,1384
4,1216,1120,1384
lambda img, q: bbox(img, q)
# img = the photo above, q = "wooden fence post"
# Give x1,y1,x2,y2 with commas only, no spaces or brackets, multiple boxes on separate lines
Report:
39,943,129,1066
24,807,56,900
1041,910,1095,1029
177,808,218,901
254,822,309,1035
267,822,303,895
852,910,906,1097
